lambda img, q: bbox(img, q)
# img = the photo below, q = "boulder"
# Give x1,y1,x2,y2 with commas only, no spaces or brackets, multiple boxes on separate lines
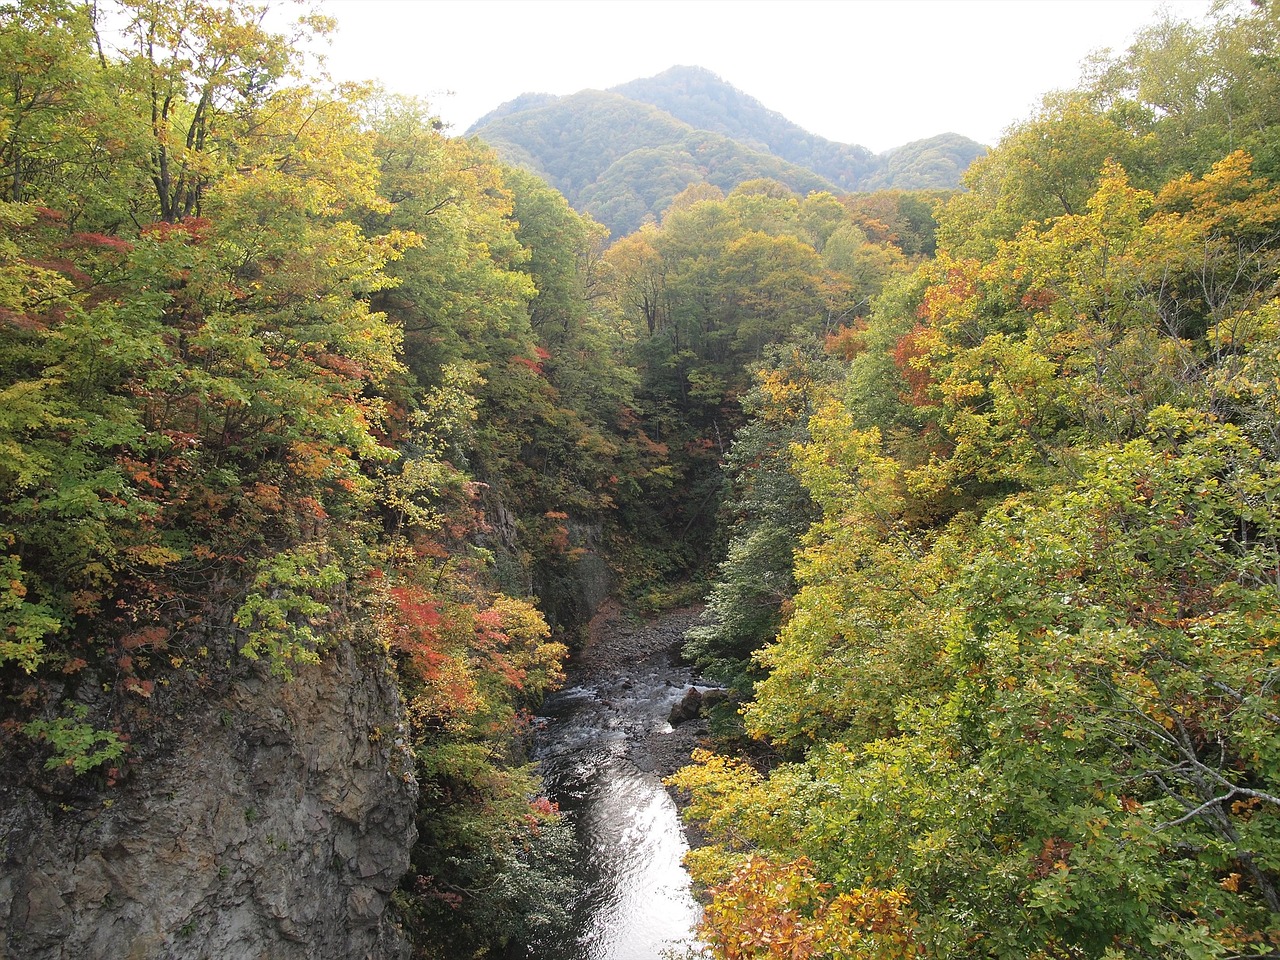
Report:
668,687,703,726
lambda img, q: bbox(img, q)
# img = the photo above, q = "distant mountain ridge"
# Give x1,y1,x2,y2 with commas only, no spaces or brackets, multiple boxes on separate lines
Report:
610,66,878,191
468,66,986,237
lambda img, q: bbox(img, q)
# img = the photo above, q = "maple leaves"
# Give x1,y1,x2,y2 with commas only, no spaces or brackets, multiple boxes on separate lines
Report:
379,577,566,734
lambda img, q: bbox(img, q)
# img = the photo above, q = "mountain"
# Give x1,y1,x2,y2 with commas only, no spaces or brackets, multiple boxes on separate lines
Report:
862,132,990,191
471,89,838,236
610,65,877,191
468,66,986,237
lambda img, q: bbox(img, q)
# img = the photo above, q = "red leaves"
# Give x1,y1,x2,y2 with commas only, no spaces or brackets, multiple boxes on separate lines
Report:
528,796,558,817
510,354,544,374
824,322,868,360
891,324,937,408
120,626,168,651
542,512,571,554
67,232,134,255
139,217,212,244
385,583,463,705
389,584,443,637
1019,287,1057,312
122,677,155,698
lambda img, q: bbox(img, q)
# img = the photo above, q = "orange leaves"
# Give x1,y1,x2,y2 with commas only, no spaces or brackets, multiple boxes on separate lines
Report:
824,322,867,361
1030,837,1076,880
541,512,571,554
386,582,479,722
288,440,339,481
119,625,168,651
120,458,165,492
701,856,917,960
474,594,566,697
380,579,565,733
891,325,940,409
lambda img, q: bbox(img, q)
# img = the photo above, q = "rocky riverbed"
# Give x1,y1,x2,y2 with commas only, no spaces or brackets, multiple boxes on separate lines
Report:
572,602,714,780
527,601,714,960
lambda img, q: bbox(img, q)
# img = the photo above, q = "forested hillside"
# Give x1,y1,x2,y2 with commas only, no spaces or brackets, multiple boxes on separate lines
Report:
469,67,986,237
668,3,1280,957
3,0,1280,958
610,66,879,188
612,67,988,195
0,1,652,955
470,89,840,237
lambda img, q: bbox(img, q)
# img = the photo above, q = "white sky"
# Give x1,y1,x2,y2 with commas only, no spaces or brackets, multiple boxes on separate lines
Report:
316,0,1214,153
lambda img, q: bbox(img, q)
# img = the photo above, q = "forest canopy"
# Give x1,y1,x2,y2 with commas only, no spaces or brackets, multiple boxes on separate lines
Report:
671,2,1280,957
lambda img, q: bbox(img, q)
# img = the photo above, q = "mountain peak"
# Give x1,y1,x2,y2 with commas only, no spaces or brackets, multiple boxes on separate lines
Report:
469,68,985,237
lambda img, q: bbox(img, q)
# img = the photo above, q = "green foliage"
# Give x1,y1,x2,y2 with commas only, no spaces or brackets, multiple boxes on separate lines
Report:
0,0,136,213
375,560,573,958
475,87,839,238
861,133,989,192
0,553,60,671
684,338,843,694
674,6,1280,957
471,71,983,239
22,702,126,774
600,180,912,588
233,546,346,678
0,9,586,956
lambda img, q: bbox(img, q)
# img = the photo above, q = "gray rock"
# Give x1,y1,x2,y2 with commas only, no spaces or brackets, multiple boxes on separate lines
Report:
0,641,417,960
667,687,703,726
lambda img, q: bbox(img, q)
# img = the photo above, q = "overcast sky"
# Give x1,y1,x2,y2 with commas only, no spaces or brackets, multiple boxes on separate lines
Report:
316,0,1214,153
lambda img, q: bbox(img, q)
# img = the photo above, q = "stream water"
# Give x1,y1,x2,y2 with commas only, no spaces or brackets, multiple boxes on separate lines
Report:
527,613,705,960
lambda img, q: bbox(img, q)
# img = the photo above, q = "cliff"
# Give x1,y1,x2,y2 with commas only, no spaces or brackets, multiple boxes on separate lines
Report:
0,641,417,960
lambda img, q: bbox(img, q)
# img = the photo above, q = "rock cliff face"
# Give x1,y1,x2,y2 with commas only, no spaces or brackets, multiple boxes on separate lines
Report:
0,641,417,960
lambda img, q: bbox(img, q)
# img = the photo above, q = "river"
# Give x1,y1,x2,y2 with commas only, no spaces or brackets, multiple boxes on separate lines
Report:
526,606,708,960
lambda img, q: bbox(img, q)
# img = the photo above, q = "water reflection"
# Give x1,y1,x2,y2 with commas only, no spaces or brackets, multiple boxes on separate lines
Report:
531,667,703,960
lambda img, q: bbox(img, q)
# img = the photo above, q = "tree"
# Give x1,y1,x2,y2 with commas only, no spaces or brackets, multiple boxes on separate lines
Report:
674,9,1280,952
685,338,842,696
114,0,331,222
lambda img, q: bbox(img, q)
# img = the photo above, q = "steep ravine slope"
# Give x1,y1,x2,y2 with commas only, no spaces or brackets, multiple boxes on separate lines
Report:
0,641,417,960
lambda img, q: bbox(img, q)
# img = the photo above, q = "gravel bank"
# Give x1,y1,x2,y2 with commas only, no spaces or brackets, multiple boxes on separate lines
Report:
570,601,713,781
